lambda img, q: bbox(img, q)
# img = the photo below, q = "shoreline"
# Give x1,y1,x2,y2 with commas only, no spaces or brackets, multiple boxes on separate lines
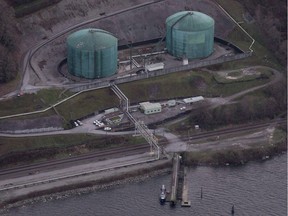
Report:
0,164,171,213
0,140,286,212
184,140,287,166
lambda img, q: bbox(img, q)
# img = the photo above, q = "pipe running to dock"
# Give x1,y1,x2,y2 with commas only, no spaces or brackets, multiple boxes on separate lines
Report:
110,84,160,159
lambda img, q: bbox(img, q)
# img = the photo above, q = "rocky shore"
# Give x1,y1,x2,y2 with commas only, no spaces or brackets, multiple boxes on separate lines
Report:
184,139,287,166
0,159,171,212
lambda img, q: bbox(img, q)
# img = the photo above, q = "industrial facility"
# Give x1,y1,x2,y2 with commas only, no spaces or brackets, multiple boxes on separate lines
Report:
66,28,118,79
166,11,215,59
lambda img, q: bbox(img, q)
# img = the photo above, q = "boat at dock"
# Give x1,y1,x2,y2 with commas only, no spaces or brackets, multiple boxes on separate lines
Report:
159,184,166,204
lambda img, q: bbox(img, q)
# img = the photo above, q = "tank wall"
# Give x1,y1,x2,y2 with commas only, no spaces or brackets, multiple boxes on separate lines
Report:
67,42,118,79
166,22,214,59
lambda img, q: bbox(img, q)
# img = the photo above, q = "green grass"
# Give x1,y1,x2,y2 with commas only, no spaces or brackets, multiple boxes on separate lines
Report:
36,88,73,105
272,128,287,144
0,134,93,155
0,88,72,117
0,93,46,116
0,134,145,155
119,71,207,102
56,88,119,121
0,68,273,122
0,134,147,167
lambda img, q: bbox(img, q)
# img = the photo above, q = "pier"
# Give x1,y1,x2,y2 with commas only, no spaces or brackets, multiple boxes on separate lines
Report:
181,167,191,207
167,153,191,207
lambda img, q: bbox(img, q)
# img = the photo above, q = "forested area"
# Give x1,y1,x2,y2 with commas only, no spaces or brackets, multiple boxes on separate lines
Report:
7,0,60,7
0,0,18,83
5,0,61,17
237,0,287,65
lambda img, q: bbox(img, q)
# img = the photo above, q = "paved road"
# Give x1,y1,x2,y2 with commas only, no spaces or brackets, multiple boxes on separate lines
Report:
0,1,164,101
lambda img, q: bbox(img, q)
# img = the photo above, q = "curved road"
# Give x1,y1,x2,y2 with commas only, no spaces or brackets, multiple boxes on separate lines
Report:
0,0,165,100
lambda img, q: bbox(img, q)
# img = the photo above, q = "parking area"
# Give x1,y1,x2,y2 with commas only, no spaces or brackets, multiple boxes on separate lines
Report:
73,99,206,133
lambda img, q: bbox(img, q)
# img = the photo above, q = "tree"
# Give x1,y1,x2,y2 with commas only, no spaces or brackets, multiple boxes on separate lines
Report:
0,0,18,83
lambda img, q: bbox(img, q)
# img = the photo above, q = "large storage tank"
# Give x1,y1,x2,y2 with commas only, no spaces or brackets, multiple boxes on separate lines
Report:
166,11,215,59
67,29,118,79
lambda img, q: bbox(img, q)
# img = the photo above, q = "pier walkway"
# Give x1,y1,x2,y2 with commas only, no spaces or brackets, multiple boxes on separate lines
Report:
168,153,191,207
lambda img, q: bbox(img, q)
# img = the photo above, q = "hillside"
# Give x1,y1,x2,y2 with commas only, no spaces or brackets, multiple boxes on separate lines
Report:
0,0,19,83
0,0,286,87
236,0,287,65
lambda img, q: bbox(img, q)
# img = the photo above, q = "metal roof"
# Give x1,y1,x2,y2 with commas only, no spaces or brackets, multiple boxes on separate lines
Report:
166,11,214,32
183,96,204,103
67,28,117,51
140,102,161,110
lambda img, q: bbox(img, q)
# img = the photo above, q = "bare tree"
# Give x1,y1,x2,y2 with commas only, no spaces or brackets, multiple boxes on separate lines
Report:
0,0,19,83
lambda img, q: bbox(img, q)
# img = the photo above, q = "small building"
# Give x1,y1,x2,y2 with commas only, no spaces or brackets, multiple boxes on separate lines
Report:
167,99,176,107
183,58,188,65
104,107,119,115
139,102,162,115
145,63,164,72
183,96,204,104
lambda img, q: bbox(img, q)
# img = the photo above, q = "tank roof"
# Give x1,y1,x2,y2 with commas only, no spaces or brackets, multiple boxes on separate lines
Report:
166,11,214,31
67,28,117,50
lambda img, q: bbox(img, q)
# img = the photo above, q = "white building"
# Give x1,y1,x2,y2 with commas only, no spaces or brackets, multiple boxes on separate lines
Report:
145,63,164,72
183,96,204,104
167,99,176,107
139,102,162,115
104,107,119,115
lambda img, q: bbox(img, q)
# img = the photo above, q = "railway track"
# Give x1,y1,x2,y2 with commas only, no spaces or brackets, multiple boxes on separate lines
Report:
180,118,286,142
0,118,285,179
0,144,149,179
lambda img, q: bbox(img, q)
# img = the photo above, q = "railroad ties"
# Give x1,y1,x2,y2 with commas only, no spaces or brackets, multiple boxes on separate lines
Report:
167,153,191,207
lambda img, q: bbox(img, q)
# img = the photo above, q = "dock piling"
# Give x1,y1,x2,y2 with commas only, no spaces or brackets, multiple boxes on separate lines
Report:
231,204,235,215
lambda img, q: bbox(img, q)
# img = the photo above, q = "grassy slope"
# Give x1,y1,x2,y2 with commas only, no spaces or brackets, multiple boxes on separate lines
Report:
0,134,146,167
184,128,287,166
215,0,284,71
0,69,274,121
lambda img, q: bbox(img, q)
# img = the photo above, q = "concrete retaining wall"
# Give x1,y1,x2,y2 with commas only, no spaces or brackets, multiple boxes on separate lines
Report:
1,127,64,134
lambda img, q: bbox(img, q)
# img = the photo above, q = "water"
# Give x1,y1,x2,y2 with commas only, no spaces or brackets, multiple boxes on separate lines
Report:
4,154,287,216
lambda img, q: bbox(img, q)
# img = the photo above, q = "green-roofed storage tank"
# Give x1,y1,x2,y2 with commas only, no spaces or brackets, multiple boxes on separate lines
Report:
166,11,215,59
67,29,118,79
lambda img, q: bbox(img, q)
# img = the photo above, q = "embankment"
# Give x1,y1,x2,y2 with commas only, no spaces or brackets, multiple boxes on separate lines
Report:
184,140,287,166
0,160,171,209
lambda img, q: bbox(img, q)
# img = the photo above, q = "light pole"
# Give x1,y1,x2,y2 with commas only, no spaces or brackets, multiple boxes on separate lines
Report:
128,40,132,70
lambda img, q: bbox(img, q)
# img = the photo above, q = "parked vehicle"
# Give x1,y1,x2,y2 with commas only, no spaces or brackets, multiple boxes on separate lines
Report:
76,120,83,125
104,127,111,131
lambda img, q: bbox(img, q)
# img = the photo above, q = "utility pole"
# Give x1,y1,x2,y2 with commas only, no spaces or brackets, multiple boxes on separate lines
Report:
128,40,132,70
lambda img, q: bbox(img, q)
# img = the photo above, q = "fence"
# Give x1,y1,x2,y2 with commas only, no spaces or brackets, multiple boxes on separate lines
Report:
69,52,252,92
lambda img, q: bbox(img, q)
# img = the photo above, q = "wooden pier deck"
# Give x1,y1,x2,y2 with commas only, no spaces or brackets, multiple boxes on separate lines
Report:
167,153,191,207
